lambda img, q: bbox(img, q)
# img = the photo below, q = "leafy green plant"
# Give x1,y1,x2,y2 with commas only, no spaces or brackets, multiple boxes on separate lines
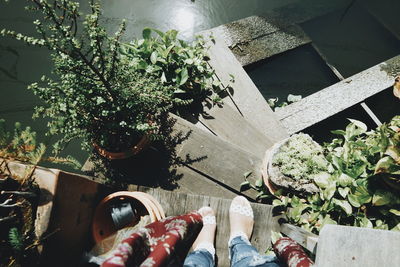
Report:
1,0,228,154
120,28,228,106
272,117,400,233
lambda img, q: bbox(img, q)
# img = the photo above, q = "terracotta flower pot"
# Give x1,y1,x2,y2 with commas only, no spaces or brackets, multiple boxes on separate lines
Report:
93,135,150,160
92,191,165,243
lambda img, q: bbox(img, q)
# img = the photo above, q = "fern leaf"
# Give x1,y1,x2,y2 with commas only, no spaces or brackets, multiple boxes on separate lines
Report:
9,227,23,251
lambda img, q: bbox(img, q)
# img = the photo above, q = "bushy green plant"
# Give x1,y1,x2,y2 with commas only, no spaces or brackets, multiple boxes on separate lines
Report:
1,0,227,153
273,117,400,233
272,133,329,181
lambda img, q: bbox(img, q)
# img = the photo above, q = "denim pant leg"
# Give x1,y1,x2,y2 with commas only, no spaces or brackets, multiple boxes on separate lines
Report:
183,249,215,267
229,236,280,267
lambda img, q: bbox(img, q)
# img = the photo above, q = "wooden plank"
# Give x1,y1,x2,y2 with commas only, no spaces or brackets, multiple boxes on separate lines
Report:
316,224,400,267
171,113,264,200
170,165,237,199
82,151,236,199
185,102,274,159
142,188,279,267
275,55,399,134
280,223,318,253
201,32,288,142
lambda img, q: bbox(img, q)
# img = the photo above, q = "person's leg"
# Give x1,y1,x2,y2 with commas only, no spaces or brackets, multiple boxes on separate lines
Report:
229,196,280,267
184,207,216,267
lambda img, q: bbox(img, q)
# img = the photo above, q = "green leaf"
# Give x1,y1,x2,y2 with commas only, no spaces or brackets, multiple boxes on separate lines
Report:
287,94,302,103
389,209,400,216
142,28,152,39
243,171,252,179
179,68,188,86
338,187,350,198
150,51,158,64
313,172,331,189
348,193,361,207
255,178,263,188
338,173,353,187
332,198,353,215
358,217,373,228
272,199,283,206
392,223,400,231
320,215,337,228
160,72,167,83
348,118,367,132
323,182,336,200
240,181,250,191
331,129,346,136
174,89,186,94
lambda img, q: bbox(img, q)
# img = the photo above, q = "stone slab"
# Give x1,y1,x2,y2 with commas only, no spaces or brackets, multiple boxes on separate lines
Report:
316,224,400,267
275,55,400,134
231,25,311,66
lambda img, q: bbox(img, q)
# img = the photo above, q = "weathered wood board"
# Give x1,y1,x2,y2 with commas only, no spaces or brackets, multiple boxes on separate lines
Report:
187,102,274,159
200,33,288,142
142,188,279,267
275,55,400,134
171,113,264,200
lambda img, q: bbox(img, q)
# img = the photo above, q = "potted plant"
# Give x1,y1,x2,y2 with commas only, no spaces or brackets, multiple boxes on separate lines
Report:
267,117,400,234
1,0,227,160
262,133,328,194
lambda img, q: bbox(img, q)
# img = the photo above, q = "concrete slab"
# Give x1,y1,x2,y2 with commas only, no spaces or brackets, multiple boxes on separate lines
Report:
231,25,310,66
316,224,400,267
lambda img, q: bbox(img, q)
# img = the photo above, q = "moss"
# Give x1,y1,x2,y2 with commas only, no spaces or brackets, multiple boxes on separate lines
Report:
272,133,329,180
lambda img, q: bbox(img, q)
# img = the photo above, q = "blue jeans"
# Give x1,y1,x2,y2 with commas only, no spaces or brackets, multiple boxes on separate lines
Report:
183,236,280,267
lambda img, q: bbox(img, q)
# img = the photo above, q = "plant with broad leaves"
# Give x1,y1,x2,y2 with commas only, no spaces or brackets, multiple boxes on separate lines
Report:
120,28,229,106
273,116,400,233
242,116,400,233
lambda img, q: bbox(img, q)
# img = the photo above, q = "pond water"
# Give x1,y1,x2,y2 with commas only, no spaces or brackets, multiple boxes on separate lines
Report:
0,0,399,169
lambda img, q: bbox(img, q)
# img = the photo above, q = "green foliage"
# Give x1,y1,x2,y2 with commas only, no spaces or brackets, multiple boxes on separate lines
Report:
1,0,229,153
120,28,228,105
267,94,302,111
8,227,23,252
0,119,80,168
272,133,329,181
270,116,400,234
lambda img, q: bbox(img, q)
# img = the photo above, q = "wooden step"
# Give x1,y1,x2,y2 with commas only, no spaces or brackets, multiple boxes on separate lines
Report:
170,114,265,200
139,187,280,267
199,32,289,142
184,102,274,159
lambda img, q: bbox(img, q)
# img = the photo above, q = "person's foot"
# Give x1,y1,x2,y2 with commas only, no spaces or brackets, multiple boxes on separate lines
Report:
229,196,254,240
192,206,216,251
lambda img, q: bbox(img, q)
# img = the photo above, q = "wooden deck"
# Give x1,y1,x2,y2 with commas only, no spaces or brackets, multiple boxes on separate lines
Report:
133,186,280,267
